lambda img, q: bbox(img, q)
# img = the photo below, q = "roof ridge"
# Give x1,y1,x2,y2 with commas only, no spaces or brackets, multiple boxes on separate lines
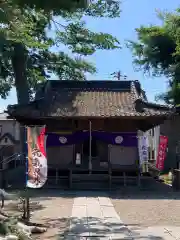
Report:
49,80,132,91
137,99,173,110
130,81,140,101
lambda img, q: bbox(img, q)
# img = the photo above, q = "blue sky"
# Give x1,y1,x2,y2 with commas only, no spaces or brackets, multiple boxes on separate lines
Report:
0,0,179,110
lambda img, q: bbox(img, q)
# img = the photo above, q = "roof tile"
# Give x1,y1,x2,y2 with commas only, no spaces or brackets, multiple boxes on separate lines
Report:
7,80,172,118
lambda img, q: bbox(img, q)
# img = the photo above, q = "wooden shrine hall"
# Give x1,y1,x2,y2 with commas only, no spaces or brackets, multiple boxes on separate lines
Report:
7,80,172,189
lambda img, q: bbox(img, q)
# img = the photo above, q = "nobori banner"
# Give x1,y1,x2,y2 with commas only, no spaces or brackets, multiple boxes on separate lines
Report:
26,126,47,189
156,135,168,171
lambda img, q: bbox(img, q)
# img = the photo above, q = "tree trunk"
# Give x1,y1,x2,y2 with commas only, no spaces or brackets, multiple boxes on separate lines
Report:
12,43,29,105
11,43,30,220
12,42,29,156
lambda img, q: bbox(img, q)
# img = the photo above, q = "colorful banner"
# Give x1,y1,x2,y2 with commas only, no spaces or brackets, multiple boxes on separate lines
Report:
138,134,149,172
46,131,137,147
156,135,168,171
27,126,47,188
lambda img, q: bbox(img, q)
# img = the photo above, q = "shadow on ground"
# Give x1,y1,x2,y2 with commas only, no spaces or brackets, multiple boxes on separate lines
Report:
8,189,76,201
5,180,180,239
7,178,180,200
34,216,165,240
110,180,180,200
4,200,45,213
27,183,180,200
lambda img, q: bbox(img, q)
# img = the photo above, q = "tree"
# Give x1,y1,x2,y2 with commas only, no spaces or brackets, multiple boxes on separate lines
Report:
1,0,121,223
0,0,52,103
128,9,180,105
12,0,89,13
0,0,121,105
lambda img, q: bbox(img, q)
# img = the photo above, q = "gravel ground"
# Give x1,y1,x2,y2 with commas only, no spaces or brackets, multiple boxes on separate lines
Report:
111,186,180,228
4,190,75,240
31,191,75,239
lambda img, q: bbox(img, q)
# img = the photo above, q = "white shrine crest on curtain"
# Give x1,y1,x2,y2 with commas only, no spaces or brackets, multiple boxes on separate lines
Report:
115,136,123,144
59,136,67,144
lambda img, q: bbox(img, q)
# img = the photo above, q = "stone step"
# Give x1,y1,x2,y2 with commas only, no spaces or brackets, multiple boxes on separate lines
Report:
71,183,109,190
71,174,110,181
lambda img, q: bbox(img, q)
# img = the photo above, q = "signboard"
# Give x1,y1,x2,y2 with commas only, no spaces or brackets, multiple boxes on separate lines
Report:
156,135,168,171
27,126,47,188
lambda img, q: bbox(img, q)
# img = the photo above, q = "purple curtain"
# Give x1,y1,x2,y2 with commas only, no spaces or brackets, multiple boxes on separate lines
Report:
47,131,89,147
46,131,137,147
92,131,137,147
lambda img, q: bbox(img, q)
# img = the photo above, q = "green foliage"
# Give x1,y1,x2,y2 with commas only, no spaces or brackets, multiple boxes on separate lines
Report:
12,0,88,13
0,221,8,235
0,217,28,240
128,9,180,104
0,0,51,48
0,0,121,102
84,0,121,18
58,21,120,55
129,26,175,75
12,0,120,18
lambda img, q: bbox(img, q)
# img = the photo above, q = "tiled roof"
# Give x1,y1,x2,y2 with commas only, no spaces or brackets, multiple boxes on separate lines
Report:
7,80,172,119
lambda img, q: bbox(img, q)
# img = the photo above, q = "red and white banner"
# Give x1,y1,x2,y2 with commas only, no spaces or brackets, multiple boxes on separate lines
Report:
27,126,47,188
156,135,168,171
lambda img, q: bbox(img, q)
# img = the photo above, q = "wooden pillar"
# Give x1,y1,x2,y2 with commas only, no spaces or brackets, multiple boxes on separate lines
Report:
109,168,112,190
123,172,126,186
172,169,180,190
69,169,72,189
108,145,112,190
137,170,141,187
55,168,58,185
89,120,92,174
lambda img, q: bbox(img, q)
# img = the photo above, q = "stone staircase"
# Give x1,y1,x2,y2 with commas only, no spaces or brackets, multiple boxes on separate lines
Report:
0,153,159,190
70,170,155,190
42,168,157,190
70,173,110,190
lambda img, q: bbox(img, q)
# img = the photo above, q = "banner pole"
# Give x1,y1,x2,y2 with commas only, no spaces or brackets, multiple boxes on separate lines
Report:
25,126,28,187
23,126,30,220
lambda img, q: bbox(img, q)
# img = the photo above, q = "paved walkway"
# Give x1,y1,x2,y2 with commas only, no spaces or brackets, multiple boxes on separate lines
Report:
66,192,180,240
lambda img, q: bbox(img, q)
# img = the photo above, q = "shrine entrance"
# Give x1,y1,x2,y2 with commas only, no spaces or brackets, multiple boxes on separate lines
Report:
83,136,98,158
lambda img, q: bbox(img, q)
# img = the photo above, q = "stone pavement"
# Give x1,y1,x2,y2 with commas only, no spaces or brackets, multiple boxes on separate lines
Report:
65,191,180,240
